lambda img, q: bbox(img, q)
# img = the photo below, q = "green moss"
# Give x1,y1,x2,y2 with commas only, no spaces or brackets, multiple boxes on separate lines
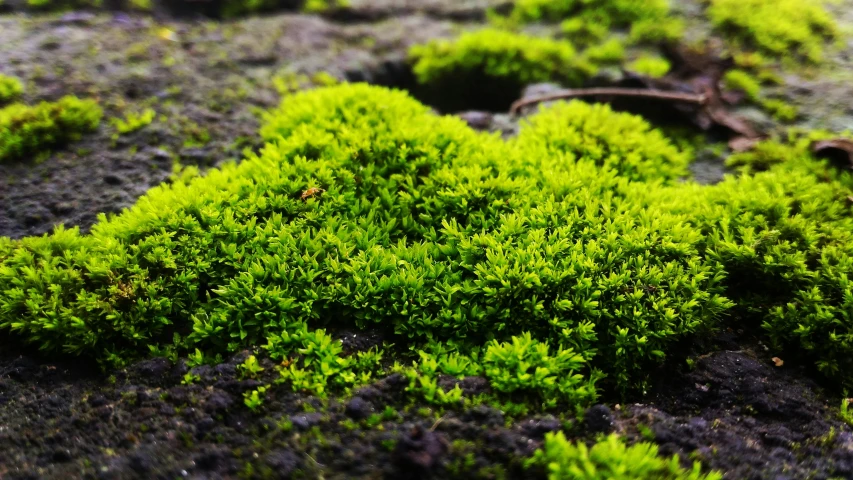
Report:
528,432,722,480
512,100,691,182
508,0,682,45
707,0,837,63
111,108,156,135
760,99,798,122
638,132,853,389
24,0,102,11
0,75,24,105
581,38,626,65
0,84,733,403
0,95,102,163
409,29,595,110
722,70,798,122
5,83,853,410
302,0,349,13
628,55,671,79
722,69,761,101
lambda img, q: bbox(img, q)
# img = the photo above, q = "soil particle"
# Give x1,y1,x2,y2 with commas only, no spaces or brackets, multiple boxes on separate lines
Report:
584,404,616,434
395,425,449,473
345,396,374,420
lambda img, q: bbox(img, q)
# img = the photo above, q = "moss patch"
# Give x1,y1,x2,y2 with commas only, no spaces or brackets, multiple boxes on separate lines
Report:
507,0,683,45
3,83,853,412
409,29,596,111
0,95,102,163
0,75,23,106
528,432,722,480
707,0,838,63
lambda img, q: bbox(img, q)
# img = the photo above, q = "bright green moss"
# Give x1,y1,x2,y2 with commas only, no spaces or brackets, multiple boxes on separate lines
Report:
302,0,349,13
628,55,671,79
528,432,722,480
0,75,23,105
0,84,732,402
409,29,595,111
722,70,798,122
760,99,798,123
0,95,102,163
509,0,683,45
722,69,761,102
707,0,837,63
631,134,853,389
111,108,156,135
581,38,626,65
512,100,691,182
5,83,853,407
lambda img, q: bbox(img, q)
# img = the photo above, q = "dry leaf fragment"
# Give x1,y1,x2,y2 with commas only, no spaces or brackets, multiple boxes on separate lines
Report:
812,139,853,170
728,136,762,153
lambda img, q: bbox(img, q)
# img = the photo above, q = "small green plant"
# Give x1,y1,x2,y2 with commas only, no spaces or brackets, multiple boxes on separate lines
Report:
111,108,156,135
238,354,265,379
527,432,722,480
182,372,201,385
243,385,268,410
0,75,23,105
840,398,853,427
0,95,102,163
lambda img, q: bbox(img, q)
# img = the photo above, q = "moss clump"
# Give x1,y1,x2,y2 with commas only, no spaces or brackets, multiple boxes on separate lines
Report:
722,69,761,101
628,55,671,79
509,0,683,44
0,95,102,163
111,108,156,136
512,100,691,183
0,84,732,403
0,75,24,105
24,0,102,11
707,0,837,63
302,0,349,13
722,70,799,122
528,432,722,480
634,133,853,389
4,83,853,408
409,29,596,111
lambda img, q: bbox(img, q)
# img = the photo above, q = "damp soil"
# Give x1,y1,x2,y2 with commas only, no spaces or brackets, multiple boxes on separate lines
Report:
4,2,853,479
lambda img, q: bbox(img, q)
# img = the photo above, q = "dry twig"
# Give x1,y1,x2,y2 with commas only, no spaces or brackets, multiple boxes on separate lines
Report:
510,88,708,115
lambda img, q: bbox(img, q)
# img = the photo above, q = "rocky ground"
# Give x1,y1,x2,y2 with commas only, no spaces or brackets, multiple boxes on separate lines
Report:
4,1,853,479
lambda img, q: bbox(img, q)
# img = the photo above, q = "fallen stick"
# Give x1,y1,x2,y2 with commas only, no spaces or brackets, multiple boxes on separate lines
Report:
510,88,708,115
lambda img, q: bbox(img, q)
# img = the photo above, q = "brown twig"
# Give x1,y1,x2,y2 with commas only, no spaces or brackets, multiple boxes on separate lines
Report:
510,88,708,115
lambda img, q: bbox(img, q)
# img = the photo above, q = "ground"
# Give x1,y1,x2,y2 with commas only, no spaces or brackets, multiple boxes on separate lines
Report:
3,1,853,479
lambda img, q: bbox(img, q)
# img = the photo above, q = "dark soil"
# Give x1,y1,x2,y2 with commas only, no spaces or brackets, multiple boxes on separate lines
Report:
2,334,851,479
4,2,853,479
